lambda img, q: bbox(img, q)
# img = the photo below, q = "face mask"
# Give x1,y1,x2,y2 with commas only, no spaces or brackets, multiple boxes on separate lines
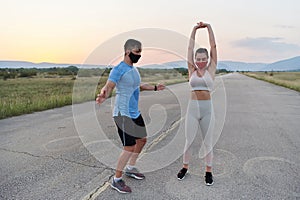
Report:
129,52,141,63
195,61,208,69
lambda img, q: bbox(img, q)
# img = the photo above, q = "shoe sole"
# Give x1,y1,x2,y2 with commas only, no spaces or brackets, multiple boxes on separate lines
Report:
177,174,186,180
177,171,188,181
205,181,214,186
125,172,145,180
110,184,131,193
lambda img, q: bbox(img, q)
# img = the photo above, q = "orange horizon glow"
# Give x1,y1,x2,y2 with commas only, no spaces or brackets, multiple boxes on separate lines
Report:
1,0,299,64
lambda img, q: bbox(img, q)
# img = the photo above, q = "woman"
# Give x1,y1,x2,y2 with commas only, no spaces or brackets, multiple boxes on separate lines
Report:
177,21,217,186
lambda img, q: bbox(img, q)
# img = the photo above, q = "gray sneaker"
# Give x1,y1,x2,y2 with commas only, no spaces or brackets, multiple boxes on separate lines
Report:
125,167,145,180
111,179,132,193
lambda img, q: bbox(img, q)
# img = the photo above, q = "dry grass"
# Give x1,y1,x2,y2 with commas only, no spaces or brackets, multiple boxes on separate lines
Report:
0,70,188,119
243,72,300,92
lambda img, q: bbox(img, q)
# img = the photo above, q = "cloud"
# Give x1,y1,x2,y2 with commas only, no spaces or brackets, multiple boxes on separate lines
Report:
230,37,300,62
232,37,300,52
274,25,295,29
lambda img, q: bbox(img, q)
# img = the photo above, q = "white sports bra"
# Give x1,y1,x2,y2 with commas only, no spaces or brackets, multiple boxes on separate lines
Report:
189,70,214,91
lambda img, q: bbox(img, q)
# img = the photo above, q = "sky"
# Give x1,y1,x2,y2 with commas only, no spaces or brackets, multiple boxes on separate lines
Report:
1,0,300,65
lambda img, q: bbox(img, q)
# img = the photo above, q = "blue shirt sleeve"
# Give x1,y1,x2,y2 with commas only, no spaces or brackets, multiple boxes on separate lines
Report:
108,66,122,84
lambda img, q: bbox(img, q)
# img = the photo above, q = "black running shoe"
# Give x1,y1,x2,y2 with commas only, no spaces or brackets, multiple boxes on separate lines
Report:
205,172,214,186
177,168,188,180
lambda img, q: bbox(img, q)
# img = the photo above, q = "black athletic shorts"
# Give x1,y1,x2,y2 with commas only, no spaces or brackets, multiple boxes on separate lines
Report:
113,114,147,146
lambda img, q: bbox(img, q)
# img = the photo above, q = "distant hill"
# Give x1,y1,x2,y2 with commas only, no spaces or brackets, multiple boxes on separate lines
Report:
217,61,267,71
1,56,300,71
218,56,300,71
0,61,104,69
140,61,187,69
142,56,300,71
263,56,300,71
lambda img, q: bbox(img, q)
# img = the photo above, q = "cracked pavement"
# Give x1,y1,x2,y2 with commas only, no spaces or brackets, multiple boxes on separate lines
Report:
0,102,115,200
0,77,184,200
1,73,300,200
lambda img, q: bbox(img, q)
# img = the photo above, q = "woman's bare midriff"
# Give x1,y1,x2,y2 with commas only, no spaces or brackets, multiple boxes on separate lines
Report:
191,90,211,100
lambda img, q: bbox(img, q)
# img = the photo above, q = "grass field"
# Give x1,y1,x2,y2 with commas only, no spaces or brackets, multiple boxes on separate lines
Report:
0,70,188,119
0,77,75,119
243,72,300,92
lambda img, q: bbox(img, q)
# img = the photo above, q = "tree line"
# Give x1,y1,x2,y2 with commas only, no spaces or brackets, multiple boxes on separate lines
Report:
0,66,79,80
0,66,230,80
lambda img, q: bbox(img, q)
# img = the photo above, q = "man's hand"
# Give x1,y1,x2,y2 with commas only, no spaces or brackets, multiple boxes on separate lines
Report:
96,88,107,105
157,83,165,91
95,81,116,105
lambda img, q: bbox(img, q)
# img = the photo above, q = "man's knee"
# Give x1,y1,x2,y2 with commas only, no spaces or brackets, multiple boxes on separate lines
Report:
137,137,147,145
124,145,135,152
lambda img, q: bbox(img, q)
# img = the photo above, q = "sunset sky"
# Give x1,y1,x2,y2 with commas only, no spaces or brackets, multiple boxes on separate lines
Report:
1,0,299,65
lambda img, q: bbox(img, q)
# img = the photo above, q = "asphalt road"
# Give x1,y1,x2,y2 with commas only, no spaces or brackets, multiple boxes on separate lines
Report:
0,73,299,200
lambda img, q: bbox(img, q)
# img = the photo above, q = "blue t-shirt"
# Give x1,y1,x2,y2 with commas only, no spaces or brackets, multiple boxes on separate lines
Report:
108,61,141,118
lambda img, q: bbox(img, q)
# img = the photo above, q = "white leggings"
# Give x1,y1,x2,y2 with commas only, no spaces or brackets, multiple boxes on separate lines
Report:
183,100,215,167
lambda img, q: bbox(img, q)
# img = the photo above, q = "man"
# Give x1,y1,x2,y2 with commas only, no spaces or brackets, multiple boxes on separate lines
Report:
96,39,165,193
